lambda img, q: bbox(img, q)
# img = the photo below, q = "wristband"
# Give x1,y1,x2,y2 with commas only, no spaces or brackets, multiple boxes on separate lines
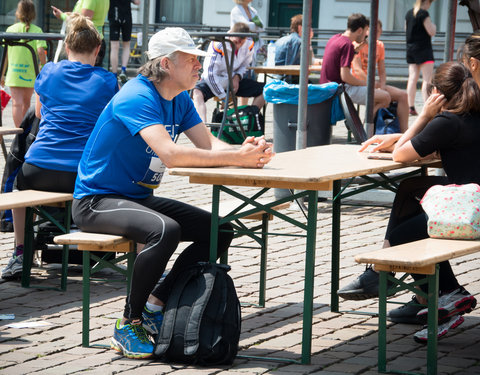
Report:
60,13,67,21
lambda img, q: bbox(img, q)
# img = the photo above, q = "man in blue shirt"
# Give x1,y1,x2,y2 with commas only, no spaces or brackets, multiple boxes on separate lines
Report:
274,14,321,83
72,27,274,360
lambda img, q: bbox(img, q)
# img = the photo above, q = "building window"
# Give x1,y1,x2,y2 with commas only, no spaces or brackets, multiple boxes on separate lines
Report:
155,0,203,24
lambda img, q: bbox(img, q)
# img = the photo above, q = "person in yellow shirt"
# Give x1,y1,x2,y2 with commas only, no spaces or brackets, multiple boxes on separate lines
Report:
2,0,47,127
52,0,109,67
352,20,409,132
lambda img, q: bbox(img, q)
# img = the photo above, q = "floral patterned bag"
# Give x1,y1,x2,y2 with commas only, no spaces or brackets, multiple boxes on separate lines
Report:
420,183,480,239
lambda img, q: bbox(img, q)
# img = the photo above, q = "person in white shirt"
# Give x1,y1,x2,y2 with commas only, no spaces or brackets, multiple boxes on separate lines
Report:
193,22,265,123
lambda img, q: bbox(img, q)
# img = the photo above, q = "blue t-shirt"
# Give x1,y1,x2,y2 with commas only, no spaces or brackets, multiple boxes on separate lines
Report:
26,60,118,172
74,74,202,199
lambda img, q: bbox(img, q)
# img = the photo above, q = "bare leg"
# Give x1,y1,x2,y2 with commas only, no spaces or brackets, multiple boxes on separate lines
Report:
110,40,120,74
121,41,131,69
239,97,249,106
12,207,26,247
373,88,391,116
251,94,265,110
10,87,34,127
407,64,420,108
385,85,409,132
192,89,207,123
420,62,434,103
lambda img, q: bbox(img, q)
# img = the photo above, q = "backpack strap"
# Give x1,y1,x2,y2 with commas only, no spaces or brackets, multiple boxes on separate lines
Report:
183,264,218,355
154,266,200,356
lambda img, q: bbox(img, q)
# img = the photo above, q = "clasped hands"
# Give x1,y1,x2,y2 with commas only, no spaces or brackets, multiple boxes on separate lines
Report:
241,135,275,168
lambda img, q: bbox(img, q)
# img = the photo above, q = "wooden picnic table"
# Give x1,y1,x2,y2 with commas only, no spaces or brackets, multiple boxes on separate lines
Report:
169,143,440,364
249,64,322,76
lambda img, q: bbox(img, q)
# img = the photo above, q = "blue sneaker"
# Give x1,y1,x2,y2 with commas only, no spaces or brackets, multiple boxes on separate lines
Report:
111,319,154,359
142,306,164,336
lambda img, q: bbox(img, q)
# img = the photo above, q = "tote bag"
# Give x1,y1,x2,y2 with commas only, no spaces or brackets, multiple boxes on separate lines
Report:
420,183,480,239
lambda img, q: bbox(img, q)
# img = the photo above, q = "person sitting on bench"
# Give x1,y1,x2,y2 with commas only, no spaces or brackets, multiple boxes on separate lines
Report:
351,20,409,133
192,22,265,123
274,14,322,84
1,14,118,280
320,13,391,117
71,27,274,359
338,61,479,339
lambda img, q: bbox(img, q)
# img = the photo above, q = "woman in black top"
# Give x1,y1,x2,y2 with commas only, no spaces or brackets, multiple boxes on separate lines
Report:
405,0,436,116
339,61,479,341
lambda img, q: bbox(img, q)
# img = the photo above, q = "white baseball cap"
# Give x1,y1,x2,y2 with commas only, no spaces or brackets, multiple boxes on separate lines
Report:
147,27,208,60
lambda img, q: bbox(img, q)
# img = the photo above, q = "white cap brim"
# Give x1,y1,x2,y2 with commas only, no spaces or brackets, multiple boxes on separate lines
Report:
178,47,209,57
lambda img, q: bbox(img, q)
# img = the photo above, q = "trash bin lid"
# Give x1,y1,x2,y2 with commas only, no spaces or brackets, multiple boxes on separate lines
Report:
264,79,339,105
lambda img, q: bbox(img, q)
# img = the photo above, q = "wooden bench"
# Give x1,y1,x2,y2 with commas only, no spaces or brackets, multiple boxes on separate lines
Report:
0,190,73,290
53,232,135,347
204,199,290,307
355,238,480,375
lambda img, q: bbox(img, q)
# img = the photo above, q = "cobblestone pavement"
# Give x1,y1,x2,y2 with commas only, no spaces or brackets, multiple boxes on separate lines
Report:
0,88,479,374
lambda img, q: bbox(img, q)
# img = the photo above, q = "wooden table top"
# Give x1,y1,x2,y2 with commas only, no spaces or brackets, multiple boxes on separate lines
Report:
249,64,322,76
0,190,73,210
169,144,440,191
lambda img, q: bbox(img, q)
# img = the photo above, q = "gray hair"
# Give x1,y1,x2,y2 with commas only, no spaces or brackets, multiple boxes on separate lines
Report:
138,51,179,83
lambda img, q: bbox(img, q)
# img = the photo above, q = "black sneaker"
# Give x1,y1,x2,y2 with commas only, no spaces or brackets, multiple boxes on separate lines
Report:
337,267,395,300
388,296,424,324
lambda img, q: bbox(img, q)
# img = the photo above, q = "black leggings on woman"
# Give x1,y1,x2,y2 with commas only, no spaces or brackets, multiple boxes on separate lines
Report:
385,176,460,293
72,194,233,320
17,162,77,192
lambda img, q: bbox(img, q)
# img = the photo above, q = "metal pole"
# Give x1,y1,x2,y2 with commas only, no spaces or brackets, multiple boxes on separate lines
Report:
365,0,379,138
141,0,150,64
296,0,313,150
444,0,457,62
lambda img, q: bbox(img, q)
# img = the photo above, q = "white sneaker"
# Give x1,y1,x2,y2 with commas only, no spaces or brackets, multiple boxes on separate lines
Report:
1,254,23,279
417,287,477,324
413,314,464,343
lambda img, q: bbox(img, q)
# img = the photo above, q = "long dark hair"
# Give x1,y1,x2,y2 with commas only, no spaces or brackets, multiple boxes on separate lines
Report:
431,61,480,114
462,32,480,61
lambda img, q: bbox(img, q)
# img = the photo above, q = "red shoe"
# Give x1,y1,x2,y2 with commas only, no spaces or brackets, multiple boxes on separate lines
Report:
409,107,418,116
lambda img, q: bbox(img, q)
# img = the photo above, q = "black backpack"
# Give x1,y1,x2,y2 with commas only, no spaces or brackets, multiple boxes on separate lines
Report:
154,262,241,366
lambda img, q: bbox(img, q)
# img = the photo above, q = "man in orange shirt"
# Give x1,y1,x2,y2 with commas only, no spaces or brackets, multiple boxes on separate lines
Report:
352,21,409,132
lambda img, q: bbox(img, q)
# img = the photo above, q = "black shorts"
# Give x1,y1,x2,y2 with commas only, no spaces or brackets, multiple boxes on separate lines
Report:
195,78,264,101
109,18,133,42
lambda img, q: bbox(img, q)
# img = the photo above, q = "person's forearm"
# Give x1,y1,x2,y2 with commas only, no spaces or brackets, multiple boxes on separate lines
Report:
162,144,242,168
394,113,430,150
38,48,46,66
341,69,366,86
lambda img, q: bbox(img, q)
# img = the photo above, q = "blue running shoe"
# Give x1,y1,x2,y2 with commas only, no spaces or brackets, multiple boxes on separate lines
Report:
111,319,154,359
142,306,164,336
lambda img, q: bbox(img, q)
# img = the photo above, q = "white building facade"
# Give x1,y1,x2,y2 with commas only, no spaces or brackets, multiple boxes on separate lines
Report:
134,0,472,34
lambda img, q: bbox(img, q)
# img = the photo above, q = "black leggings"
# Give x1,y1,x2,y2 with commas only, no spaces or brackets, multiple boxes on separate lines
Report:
72,194,233,320
16,162,77,192
385,176,460,293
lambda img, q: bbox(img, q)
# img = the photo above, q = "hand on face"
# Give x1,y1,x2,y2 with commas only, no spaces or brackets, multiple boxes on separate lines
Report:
421,92,446,120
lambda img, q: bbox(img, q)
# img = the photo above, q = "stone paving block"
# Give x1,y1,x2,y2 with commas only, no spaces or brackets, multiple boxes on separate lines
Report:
0,363,52,375
322,361,372,373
